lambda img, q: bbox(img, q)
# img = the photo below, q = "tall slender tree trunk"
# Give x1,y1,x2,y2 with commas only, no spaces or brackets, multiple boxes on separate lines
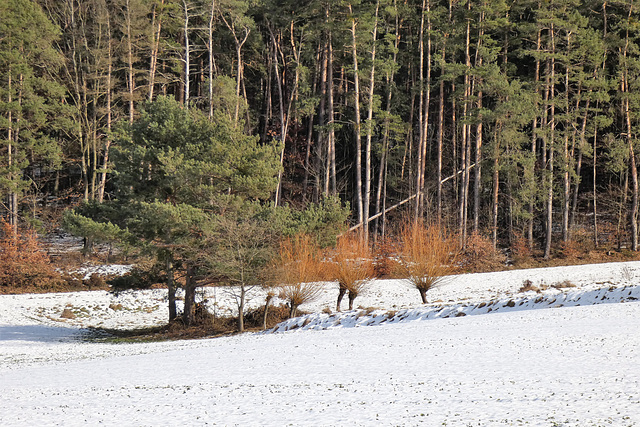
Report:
270,25,290,206
625,85,638,251
98,14,113,203
125,0,135,123
623,4,638,251
593,113,599,247
544,23,556,259
221,14,250,127
437,45,445,223
415,0,430,222
7,72,17,233
349,4,364,226
364,0,380,241
529,23,542,249
473,10,485,234
303,57,318,200
492,124,501,248
327,31,337,194
570,97,589,229
460,6,471,246
183,1,191,107
149,0,164,101
207,0,217,119
316,42,327,198
375,3,400,238
562,35,572,243
474,90,482,234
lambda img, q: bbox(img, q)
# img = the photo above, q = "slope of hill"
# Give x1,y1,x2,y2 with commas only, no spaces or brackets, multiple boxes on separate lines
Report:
1,261,640,425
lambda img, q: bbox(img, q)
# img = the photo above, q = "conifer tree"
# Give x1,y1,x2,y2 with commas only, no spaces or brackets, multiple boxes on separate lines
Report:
0,0,69,232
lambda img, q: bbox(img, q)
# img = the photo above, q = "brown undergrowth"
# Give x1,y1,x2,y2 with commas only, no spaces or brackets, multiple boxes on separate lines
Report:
89,303,296,342
0,222,67,294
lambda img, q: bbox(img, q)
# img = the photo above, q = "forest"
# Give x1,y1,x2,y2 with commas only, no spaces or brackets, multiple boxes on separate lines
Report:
3,0,640,258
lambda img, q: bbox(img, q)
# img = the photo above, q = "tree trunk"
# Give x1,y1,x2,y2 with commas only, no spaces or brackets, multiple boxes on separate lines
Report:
327,31,337,194
221,13,250,127
316,43,327,198
492,125,500,248
415,0,428,222
289,301,298,319
617,171,629,250
166,256,177,321
182,1,191,107
593,118,599,247
437,45,445,223
125,0,135,123
363,0,380,240
98,13,113,203
262,293,273,330
207,0,217,118
460,7,471,246
149,0,164,101
544,24,556,259
623,4,638,251
348,291,357,311
529,23,542,249
349,4,364,226
336,285,347,311
473,10,484,234
562,43,571,243
237,285,245,332
7,72,17,234
374,2,400,236
570,96,590,231
182,265,196,326
474,90,483,234
419,288,427,304
270,25,289,206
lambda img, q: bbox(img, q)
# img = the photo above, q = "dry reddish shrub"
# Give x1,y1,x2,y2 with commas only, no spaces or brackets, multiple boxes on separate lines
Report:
270,234,324,318
394,221,459,304
328,232,376,311
560,227,594,259
0,221,64,293
560,239,581,259
373,240,397,278
83,273,107,289
460,232,506,272
510,234,533,266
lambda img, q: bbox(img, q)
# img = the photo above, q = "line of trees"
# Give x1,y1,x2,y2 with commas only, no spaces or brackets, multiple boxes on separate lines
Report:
5,0,640,255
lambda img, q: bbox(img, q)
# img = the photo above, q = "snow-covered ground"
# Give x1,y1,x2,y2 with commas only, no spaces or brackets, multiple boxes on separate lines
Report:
2,261,640,425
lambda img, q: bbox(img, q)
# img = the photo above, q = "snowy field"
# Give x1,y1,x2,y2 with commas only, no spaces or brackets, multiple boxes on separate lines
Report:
2,261,640,425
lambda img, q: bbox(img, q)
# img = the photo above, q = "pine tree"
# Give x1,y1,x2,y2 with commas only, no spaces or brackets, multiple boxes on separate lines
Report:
0,0,69,232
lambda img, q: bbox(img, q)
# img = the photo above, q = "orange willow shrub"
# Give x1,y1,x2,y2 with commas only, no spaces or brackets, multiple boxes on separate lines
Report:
270,234,325,318
0,222,63,292
328,232,376,311
394,221,459,304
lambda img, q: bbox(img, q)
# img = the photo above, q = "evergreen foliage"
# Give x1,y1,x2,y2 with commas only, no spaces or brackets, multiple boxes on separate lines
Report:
10,0,640,284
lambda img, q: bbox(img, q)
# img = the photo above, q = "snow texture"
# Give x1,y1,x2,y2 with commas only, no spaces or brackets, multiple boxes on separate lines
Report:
2,261,640,426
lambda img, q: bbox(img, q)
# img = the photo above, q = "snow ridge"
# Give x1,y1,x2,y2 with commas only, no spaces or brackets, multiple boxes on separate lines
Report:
269,283,640,333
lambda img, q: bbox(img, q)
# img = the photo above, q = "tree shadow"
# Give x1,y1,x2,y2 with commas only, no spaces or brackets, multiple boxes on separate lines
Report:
0,325,83,342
